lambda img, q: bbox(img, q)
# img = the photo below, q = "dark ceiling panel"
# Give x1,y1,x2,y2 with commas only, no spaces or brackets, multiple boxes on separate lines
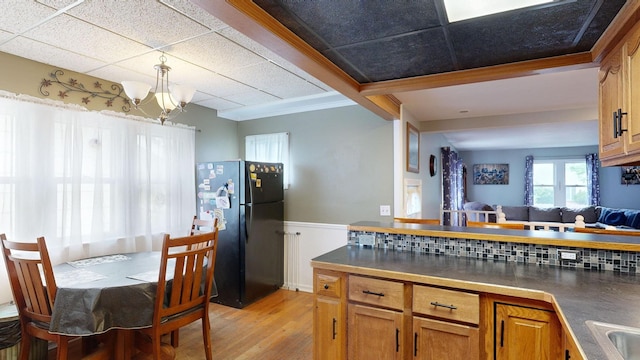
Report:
257,0,442,48
327,28,453,82
254,0,627,84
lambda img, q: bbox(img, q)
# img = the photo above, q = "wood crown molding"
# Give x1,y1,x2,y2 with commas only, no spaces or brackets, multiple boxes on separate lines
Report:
192,0,636,121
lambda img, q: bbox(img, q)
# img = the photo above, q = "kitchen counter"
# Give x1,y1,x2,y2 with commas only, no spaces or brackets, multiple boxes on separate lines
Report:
350,221,640,251
313,245,640,359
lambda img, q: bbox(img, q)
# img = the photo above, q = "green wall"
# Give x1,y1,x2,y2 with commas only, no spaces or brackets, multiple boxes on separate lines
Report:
237,106,394,224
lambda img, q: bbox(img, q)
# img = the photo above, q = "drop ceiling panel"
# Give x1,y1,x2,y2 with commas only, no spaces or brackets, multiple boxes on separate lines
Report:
0,36,108,73
328,27,453,83
0,1,57,34
218,26,332,92
21,14,152,64
161,0,230,31
228,62,325,99
196,97,242,111
168,32,266,76
264,0,441,47
63,0,211,49
223,89,280,106
114,51,196,85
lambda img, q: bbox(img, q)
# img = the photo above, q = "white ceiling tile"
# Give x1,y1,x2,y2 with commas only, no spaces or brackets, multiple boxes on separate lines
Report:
229,62,326,99
223,89,280,106
86,63,157,87
160,0,229,31
218,26,332,92
21,14,152,64
187,73,257,98
0,36,108,73
194,97,241,111
0,29,13,44
0,1,57,34
170,32,265,75
64,0,210,48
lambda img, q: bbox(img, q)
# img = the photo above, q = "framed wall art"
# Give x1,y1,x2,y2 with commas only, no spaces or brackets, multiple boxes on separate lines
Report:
406,122,420,173
473,163,509,185
621,166,640,185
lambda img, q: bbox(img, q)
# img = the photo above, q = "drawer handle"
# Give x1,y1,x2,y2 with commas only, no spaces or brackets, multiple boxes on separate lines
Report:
332,318,337,340
324,284,329,290
362,290,385,297
430,301,457,310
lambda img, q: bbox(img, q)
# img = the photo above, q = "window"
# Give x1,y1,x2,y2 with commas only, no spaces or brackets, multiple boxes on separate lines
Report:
533,159,588,207
245,132,290,189
0,95,195,253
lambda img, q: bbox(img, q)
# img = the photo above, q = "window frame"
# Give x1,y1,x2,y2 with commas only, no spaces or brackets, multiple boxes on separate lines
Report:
532,158,588,208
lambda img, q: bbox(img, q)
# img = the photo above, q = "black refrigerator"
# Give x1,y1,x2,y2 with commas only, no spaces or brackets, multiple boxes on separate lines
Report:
195,160,284,308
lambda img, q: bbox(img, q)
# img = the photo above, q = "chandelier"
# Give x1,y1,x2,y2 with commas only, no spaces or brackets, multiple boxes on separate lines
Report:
121,53,195,125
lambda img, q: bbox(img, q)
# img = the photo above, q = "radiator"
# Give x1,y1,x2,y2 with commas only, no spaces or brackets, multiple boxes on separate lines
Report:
284,231,301,291
0,340,48,360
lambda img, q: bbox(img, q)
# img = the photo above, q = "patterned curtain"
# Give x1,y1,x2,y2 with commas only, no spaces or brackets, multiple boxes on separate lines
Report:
441,147,465,225
524,155,534,206
586,153,601,206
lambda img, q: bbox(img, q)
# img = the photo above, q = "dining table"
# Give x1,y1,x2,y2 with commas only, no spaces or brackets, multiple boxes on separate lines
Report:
49,251,216,359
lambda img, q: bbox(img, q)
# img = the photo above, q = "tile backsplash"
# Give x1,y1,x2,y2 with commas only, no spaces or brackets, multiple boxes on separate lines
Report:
348,230,639,273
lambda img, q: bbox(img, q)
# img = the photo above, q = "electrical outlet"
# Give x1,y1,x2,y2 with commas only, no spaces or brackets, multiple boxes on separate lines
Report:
380,205,391,216
559,250,580,261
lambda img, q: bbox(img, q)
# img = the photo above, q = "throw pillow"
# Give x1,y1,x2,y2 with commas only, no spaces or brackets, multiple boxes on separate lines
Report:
598,207,627,226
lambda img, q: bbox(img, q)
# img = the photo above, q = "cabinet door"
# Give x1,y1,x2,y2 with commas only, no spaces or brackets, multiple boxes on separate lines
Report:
314,296,345,360
625,24,640,155
562,329,584,360
495,303,561,360
599,48,626,160
413,317,479,360
348,304,403,360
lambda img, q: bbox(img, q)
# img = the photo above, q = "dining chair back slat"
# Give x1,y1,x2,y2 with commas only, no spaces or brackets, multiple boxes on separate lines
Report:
137,230,218,360
0,235,72,359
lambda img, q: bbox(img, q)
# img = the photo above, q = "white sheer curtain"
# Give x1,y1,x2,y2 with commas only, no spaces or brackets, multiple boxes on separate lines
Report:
245,132,290,188
0,94,195,269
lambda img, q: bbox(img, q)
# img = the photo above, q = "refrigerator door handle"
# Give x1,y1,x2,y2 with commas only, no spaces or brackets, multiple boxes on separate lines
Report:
245,203,252,243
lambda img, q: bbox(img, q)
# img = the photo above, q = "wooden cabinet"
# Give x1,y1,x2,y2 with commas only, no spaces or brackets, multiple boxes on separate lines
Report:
562,329,584,360
494,302,561,360
348,304,404,359
313,269,574,360
412,285,479,360
347,275,405,359
413,317,479,360
314,270,346,360
599,20,640,166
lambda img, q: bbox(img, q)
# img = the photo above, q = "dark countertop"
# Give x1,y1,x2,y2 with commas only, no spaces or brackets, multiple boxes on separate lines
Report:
312,245,640,360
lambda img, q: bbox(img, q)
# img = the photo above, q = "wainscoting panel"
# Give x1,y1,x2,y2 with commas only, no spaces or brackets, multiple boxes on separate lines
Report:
283,222,348,293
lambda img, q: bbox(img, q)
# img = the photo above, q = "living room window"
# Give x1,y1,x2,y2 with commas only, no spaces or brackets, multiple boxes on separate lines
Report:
533,159,588,207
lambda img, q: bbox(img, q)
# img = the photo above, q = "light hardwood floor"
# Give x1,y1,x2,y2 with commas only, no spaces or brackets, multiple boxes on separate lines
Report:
175,289,313,360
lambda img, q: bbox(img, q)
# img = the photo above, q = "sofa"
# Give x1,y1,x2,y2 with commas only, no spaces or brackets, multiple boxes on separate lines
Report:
463,202,640,230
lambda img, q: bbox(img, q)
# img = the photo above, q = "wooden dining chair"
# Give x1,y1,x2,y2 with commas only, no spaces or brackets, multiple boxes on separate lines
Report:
169,215,219,347
135,230,218,360
393,217,440,225
1,234,74,360
467,221,526,230
574,227,640,236
190,215,217,236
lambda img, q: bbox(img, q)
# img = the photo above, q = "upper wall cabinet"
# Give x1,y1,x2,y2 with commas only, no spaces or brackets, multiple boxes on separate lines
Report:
599,21,640,167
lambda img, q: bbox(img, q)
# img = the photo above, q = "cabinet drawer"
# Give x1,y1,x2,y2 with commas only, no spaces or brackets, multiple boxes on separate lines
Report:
315,272,342,298
413,285,479,324
348,275,404,310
